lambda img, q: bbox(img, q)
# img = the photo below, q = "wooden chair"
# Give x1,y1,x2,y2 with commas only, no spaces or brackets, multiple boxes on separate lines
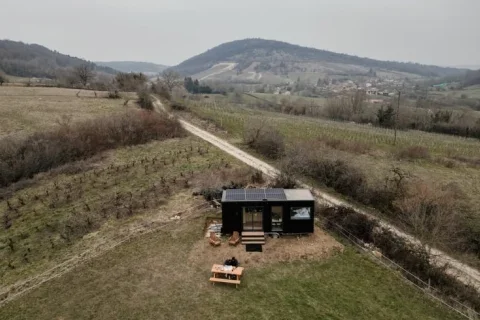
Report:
209,232,221,246
228,231,240,246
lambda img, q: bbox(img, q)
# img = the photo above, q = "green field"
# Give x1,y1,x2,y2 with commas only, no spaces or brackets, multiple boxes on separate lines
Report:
0,217,463,320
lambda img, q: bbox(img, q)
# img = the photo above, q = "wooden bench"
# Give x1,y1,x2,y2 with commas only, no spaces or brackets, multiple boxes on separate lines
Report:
209,277,241,288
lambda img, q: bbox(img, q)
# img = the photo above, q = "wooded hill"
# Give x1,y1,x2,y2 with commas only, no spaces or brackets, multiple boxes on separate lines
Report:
172,38,467,78
0,39,116,78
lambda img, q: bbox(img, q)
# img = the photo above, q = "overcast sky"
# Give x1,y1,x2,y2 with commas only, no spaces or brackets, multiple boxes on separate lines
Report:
0,0,479,67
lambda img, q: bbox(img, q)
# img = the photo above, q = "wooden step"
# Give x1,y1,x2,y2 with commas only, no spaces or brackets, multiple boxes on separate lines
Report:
241,241,265,245
242,231,265,237
241,236,265,241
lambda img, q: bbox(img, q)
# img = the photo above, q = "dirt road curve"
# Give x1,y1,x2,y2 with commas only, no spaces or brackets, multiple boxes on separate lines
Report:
171,104,480,291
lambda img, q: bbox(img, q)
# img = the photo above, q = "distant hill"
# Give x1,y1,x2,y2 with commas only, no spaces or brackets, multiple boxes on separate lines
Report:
0,39,116,78
95,61,168,74
171,38,466,80
464,69,480,87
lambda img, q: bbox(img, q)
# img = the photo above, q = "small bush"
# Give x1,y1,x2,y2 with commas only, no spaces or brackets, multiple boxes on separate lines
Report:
107,90,121,99
243,120,285,159
397,146,430,160
137,89,154,110
171,102,187,111
321,206,377,243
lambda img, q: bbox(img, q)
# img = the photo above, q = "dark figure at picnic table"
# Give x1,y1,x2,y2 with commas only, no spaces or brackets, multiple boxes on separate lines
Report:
224,257,239,279
224,257,239,267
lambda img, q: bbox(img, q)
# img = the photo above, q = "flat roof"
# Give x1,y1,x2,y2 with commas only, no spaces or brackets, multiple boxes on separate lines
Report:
222,188,314,202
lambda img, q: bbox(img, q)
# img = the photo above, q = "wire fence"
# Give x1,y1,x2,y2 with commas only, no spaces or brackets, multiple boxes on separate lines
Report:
319,217,479,320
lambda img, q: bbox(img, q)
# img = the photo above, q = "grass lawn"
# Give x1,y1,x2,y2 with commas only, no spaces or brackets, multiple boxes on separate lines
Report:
0,87,135,137
0,216,463,320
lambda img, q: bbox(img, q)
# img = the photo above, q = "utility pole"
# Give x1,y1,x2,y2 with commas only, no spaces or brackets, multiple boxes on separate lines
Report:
393,85,403,146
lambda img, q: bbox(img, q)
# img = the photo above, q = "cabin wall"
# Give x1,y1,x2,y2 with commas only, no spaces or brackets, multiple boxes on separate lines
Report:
282,201,315,233
221,200,315,234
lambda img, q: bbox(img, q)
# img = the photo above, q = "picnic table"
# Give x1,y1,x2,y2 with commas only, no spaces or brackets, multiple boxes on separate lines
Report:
209,264,244,288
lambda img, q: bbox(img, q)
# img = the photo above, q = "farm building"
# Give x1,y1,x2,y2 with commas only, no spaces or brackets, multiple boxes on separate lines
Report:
221,188,315,235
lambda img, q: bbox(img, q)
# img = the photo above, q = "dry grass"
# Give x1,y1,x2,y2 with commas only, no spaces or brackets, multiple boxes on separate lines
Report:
0,136,245,288
0,87,136,137
189,226,343,268
0,216,464,320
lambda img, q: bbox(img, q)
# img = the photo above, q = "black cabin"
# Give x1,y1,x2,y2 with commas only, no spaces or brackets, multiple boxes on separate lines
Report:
221,188,315,234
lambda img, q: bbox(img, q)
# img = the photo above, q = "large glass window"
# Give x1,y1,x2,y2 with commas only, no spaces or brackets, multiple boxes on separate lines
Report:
271,206,283,232
290,207,311,220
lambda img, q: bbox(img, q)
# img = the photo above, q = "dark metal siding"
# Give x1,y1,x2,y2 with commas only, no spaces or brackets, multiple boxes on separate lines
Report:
221,200,314,234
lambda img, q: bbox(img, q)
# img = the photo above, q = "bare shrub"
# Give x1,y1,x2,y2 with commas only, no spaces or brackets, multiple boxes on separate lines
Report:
324,91,366,121
115,72,147,91
73,64,95,87
324,97,353,121
284,145,366,199
107,90,121,99
397,146,430,160
393,181,467,250
243,119,285,159
0,111,184,188
136,88,154,110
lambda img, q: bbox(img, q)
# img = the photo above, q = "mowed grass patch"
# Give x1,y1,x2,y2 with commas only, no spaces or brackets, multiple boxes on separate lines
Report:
0,87,135,137
0,217,463,320
0,136,245,287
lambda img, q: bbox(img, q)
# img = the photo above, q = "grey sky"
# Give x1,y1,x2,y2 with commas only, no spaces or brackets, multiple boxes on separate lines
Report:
1,0,479,67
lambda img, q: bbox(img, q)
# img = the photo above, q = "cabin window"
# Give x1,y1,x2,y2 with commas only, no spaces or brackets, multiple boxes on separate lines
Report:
290,207,311,220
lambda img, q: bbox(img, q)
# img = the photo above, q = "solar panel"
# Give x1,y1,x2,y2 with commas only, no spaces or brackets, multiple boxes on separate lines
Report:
224,188,286,201
225,189,246,201
265,189,287,200
245,189,266,201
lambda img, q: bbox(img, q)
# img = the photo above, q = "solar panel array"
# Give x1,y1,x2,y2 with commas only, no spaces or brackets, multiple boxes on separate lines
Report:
224,188,286,201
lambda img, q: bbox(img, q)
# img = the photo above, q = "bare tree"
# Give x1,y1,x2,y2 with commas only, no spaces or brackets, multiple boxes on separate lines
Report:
160,70,182,92
74,64,95,87
394,181,465,252
350,89,366,114
0,71,7,86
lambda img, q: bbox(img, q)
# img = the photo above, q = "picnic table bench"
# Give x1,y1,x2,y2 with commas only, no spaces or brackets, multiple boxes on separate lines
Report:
209,264,244,288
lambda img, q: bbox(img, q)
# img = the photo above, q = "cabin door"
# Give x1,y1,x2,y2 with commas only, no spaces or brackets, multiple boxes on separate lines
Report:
242,206,263,231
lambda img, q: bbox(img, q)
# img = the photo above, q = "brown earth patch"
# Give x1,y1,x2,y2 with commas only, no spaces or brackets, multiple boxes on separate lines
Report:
189,226,343,270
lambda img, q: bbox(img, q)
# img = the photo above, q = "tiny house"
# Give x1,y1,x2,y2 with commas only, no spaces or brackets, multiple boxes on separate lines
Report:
221,188,315,234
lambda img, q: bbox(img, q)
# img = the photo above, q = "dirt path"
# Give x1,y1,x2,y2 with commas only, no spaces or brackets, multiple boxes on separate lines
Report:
152,98,480,291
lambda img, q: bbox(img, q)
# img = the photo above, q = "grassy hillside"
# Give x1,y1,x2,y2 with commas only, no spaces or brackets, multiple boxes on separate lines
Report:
172,38,466,78
0,39,116,78
95,61,169,74
0,87,135,137
0,217,463,320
